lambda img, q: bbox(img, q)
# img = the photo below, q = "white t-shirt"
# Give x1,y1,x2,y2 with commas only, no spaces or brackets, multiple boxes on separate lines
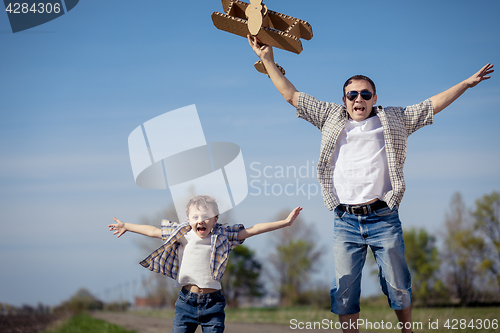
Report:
176,230,221,289
330,115,392,205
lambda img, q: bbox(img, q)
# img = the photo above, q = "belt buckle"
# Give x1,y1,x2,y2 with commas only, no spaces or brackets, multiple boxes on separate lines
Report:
350,204,368,215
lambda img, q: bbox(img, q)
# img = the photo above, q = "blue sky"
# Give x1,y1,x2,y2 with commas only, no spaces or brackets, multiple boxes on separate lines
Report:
1,0,499,307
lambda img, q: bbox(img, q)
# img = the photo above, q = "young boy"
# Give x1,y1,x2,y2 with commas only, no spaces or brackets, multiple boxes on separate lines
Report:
109,195,302,333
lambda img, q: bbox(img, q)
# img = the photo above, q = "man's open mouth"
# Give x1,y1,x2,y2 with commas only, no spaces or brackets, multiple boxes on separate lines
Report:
354,107,365,112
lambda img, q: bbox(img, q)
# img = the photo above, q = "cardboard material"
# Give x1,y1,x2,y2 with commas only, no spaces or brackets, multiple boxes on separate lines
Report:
254,60,285,76
212,0,313,55
246,0,268,36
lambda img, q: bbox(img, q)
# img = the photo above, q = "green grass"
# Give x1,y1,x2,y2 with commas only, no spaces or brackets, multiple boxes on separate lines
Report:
135,305,500,333
43,313,136,333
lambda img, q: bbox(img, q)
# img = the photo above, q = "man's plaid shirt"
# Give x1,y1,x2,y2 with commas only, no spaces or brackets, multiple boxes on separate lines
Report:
140,221,245,281
297,92,434,210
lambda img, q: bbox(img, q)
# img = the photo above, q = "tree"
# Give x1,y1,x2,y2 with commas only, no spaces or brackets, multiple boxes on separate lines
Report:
55,288,103,314
472,191,500,292
404,228,446,306
268,209,323,306
442,192,484,306
221,245,263,307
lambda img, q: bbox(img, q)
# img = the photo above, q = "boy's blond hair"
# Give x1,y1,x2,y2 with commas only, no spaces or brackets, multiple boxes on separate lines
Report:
185,195,219,218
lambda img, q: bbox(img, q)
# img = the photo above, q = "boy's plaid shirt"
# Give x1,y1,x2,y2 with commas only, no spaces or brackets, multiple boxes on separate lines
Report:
296,92,434,210
139,221,245,281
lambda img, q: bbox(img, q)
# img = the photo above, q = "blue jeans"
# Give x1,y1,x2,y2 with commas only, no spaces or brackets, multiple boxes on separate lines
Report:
330,205,412,315
172,288,226,333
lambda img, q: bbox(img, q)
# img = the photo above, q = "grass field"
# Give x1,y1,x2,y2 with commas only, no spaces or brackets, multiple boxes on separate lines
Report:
136,304,500,333
226,306,499,332
43,313,136,333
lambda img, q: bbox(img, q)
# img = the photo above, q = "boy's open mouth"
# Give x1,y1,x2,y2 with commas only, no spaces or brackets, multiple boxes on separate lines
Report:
197,226,207,234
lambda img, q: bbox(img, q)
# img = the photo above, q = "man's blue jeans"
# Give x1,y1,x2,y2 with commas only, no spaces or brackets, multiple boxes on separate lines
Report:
330,205,412,315
172,288,226,333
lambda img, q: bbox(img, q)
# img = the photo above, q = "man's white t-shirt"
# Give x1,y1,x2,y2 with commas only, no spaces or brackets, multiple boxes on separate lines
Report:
330,115,392,205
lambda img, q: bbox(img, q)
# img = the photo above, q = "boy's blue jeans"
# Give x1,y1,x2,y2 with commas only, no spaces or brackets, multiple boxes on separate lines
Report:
330,205,412,315
172,288,226,333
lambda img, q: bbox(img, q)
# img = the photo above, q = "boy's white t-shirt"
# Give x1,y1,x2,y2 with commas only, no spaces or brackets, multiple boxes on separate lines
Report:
330,115,392,205
176,230,221,290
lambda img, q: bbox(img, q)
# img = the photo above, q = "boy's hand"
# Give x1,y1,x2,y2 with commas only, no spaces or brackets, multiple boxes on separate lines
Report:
109,217,127,238
285,206,303,226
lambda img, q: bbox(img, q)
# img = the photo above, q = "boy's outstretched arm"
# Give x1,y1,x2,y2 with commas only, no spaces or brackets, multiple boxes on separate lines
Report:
248,35,300,108
238,206,303,241
108,217,162,239
430,63,494,115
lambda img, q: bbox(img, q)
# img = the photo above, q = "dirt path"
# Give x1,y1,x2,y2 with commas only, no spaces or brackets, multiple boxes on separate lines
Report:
0,314,60,333
91,311,343,333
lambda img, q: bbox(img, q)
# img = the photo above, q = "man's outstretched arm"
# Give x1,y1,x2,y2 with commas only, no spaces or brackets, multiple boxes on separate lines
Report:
248,35,300,108
430,63,494,115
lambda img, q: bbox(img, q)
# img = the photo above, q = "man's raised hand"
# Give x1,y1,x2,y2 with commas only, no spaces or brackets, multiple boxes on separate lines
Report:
466,63,494,88
248,34,274,61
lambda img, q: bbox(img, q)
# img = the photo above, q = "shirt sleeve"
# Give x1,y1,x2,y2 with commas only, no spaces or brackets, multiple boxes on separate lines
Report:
296,92,344,130
222,224,245,249
402,98,434,136
160,220,179,241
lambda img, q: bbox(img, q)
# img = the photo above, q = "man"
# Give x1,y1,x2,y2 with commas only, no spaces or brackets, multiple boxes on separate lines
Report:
248,35,493,333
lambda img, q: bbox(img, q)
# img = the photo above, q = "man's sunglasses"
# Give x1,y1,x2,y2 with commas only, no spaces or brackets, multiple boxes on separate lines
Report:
345,90,373,101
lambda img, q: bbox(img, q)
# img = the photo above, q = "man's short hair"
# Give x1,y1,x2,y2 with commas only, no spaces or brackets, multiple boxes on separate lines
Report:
185,195,220,218
343,75,376,96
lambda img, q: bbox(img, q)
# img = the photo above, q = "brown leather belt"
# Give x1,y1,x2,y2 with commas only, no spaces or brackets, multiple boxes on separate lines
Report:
337,200,388,216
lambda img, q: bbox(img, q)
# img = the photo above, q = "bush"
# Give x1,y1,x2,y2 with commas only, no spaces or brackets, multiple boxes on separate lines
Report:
53,288,103,315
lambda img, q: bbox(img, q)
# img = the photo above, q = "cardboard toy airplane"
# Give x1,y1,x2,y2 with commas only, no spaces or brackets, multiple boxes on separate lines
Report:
212,0,313,74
